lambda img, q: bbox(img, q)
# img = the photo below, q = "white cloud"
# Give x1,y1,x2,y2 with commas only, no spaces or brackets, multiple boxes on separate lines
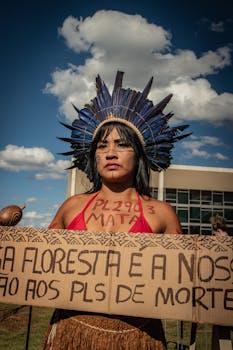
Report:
181,135,229,161
59,12,171,54
23,211,45,219
210,21,225,33
20,210,54,228
215,152,228,160
44,10,232,124
34,172,67,180
152,77,233,122
0,144,70,179
0,145,54,171
26,197,38,203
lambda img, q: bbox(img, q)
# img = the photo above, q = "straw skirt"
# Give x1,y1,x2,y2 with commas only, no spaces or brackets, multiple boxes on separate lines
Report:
43,311,166,350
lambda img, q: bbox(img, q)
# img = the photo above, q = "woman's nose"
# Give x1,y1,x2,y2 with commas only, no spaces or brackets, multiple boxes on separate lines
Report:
105,145,118,158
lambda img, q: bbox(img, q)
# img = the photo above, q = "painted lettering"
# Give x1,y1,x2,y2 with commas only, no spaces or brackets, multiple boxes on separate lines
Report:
151,254,166,280
0,275,19,296
178,253,195,283
0,246,15,272
129,253,143,277
116,284,145,303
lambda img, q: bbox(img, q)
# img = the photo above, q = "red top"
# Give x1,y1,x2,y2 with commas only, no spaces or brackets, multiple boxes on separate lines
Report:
67,192,153,233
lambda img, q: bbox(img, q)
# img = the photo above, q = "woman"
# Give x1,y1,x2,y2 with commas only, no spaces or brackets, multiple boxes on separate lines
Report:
44,71,191,350
210,214,228,236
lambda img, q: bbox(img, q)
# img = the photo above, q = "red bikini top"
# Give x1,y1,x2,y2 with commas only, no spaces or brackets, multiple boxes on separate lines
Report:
67,192,153,233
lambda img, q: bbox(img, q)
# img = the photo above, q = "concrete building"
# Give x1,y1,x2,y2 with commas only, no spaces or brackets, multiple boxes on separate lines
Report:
67,164,233,235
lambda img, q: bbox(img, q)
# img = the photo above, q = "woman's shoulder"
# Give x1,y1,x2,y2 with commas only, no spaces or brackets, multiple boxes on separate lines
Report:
141,195,173,208
62,192,96,208
141,195,176,217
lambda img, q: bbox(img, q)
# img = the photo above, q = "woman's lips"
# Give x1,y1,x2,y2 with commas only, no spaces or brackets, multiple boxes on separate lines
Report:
105,163,120,169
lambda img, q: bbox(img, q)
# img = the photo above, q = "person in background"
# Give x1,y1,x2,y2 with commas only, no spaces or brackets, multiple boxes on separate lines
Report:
43,71,191,350
210,214,228,236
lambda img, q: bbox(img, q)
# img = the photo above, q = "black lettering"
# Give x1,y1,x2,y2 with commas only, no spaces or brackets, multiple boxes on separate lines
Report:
70,281,93,302
8,277,19,296
129,253,142,277
116,284,132,303
0,246,15,272
215,256,231,281
83,282,93,302
151,255,166,280
53,248,66,273
105,250,120,277
175,287,190,304
132,284,145,303
36,280,48,298
32,248,42,274
178,253,194,283
0,276,8,296
192,286,208,310
91,250,106,275
95,283,106,301
41,249,53,273
154,287,174,306
22,247,42,274
206,288,223,308
66,249,77,274
224,289,233,310
77,251,92,275
48,280,60,300
198,255,214,282
0,276,19,296
70,281,84,301
25,279,37,300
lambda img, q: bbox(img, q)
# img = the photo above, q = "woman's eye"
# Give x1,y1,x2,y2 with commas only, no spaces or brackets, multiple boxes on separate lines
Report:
97,143,106,149
118,142,129,147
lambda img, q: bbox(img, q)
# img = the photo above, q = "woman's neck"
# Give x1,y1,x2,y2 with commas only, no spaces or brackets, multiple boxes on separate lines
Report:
99,183,137,198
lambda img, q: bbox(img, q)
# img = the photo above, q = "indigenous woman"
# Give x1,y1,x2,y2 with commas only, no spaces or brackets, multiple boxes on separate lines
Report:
43,71,191,350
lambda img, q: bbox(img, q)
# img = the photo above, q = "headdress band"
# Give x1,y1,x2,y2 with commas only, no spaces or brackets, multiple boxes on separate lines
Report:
59,71,191,174
92,113,145,146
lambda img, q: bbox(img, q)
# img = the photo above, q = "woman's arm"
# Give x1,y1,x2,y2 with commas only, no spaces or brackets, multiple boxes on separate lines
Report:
48,196,76,229
161,202,182,234
48,194,88,229
48,205,66,229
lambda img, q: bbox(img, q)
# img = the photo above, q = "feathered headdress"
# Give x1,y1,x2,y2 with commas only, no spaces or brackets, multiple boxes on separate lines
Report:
60,71,191,173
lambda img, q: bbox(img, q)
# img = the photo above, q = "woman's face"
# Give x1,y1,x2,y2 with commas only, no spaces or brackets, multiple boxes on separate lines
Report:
95,127,137,185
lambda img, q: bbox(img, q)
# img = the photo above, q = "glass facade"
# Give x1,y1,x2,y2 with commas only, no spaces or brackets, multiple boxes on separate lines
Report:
150,188,233,235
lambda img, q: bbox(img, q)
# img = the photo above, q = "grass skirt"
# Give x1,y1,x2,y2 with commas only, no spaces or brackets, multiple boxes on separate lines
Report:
43,314,166,350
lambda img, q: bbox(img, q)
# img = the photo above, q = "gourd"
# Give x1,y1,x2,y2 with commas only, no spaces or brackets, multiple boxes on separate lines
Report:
0,205,26,226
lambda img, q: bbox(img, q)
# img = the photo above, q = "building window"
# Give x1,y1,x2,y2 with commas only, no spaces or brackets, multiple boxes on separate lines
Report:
201,209,212,224
201,190,211,205
181,226,189,234
190,225,200,234
224,192,233,206
177,208,188,223
150,188,158,199
224,209,233,224
213,192,223,206
166,189,177,203
190,190,200,204
201,228,212,235
152,187,233,236
213,209,223,217
190,207,200,222
178,190,188,204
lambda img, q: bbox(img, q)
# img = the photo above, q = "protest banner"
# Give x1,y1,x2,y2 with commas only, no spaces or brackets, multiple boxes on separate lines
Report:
0,226,232,326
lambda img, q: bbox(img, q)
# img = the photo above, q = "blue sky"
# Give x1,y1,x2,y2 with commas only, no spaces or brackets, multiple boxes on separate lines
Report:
1,0,233,227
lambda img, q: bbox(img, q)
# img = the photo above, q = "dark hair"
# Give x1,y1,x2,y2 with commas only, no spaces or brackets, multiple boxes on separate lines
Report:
211,214,227,232
85,122,150,195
